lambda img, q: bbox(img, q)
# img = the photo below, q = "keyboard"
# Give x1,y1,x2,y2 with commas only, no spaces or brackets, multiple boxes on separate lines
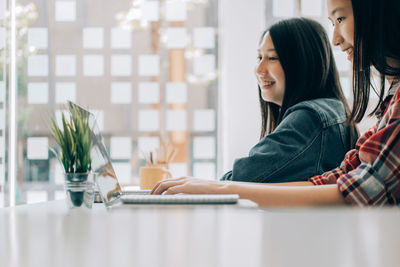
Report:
120,194,239,204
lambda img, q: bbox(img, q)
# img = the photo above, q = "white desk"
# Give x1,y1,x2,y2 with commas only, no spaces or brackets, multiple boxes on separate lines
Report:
1,201,400,267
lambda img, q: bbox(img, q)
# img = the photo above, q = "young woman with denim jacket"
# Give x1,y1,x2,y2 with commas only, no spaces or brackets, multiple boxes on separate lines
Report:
219,18,359,184
225,17,358,183
151,0,400,207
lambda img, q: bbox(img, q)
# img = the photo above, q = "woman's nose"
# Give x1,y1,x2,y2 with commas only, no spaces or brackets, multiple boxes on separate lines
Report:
256,62,268,77
332,26,343,47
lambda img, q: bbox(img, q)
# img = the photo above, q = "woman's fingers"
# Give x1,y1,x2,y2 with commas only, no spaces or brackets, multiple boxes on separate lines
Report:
151,177,176,194
164,184,187,195
151,177,187,195
151,179,166,194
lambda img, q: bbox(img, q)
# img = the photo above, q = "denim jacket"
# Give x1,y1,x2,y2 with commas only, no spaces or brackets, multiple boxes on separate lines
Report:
220,98,353,183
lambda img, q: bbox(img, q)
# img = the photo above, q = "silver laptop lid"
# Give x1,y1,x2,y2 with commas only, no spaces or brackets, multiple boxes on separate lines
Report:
68,101,123,207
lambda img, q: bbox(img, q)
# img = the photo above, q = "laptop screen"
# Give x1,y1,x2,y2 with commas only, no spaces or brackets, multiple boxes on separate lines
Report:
68,101,123,207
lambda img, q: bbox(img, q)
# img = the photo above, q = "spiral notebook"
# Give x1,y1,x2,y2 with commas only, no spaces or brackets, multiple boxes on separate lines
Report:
120,194,239,205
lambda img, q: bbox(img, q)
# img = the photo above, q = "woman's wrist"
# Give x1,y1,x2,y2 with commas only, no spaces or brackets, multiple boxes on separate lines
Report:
211,181,234,194
215,181,234,194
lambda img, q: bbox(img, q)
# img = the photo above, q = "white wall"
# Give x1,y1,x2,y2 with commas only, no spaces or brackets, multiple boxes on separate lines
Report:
218,0,266,176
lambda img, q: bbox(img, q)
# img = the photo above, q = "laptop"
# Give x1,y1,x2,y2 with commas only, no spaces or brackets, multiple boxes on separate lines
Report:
68,102,239,207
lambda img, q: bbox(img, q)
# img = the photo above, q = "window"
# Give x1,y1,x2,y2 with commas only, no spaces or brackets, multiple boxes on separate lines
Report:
1,0,219,206
0,0,6,207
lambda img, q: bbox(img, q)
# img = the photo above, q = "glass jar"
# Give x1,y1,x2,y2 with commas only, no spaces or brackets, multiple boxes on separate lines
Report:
64,172,95,209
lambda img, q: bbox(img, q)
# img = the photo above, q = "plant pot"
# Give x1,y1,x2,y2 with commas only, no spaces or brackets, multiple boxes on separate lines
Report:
64,172,95,209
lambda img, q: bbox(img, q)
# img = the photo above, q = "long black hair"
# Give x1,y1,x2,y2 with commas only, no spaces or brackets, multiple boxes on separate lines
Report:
350,0,400,123
259,18,358,146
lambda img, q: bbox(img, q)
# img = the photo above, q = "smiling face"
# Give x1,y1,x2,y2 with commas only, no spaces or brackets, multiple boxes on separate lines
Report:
255,33,285,106
328,0,355,62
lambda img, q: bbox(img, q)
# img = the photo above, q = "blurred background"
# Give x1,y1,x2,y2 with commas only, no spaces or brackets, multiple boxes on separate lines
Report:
0,0,378,206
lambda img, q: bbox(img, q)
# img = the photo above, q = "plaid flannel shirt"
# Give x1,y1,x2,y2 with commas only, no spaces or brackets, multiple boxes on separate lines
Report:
309,79,400,206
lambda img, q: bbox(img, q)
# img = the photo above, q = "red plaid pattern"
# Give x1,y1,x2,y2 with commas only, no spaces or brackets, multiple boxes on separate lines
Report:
309,80,400,206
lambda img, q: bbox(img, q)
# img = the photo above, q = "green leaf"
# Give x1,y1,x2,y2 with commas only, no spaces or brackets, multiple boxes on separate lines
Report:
47,106,93,174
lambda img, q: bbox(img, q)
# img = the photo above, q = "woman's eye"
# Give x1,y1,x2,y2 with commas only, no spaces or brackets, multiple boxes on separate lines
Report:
337,17,344,23
269,57,279,61
256,56,262,62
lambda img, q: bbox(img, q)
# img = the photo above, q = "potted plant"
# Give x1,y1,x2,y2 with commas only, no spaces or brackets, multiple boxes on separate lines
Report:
49,104,95,208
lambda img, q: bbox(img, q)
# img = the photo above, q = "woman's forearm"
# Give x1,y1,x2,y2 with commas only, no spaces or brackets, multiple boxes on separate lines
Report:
239,181,314,186
221,182,346,207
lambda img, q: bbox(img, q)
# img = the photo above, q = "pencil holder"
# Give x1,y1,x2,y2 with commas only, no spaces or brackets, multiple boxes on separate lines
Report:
139,166,172,190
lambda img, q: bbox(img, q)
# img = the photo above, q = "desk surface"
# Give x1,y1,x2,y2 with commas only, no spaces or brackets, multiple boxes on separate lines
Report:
1,201,400,267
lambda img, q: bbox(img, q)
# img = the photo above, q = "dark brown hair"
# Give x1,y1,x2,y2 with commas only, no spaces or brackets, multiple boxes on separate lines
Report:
349,0,400,123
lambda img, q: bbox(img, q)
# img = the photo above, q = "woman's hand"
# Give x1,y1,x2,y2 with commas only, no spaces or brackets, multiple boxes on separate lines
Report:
150,177,228,195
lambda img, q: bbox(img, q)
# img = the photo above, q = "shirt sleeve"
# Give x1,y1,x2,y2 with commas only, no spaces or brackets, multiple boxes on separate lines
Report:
310,92,400,206
308,149,359,185
338,120,400,206
309,121,378,185
220,170,233,180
